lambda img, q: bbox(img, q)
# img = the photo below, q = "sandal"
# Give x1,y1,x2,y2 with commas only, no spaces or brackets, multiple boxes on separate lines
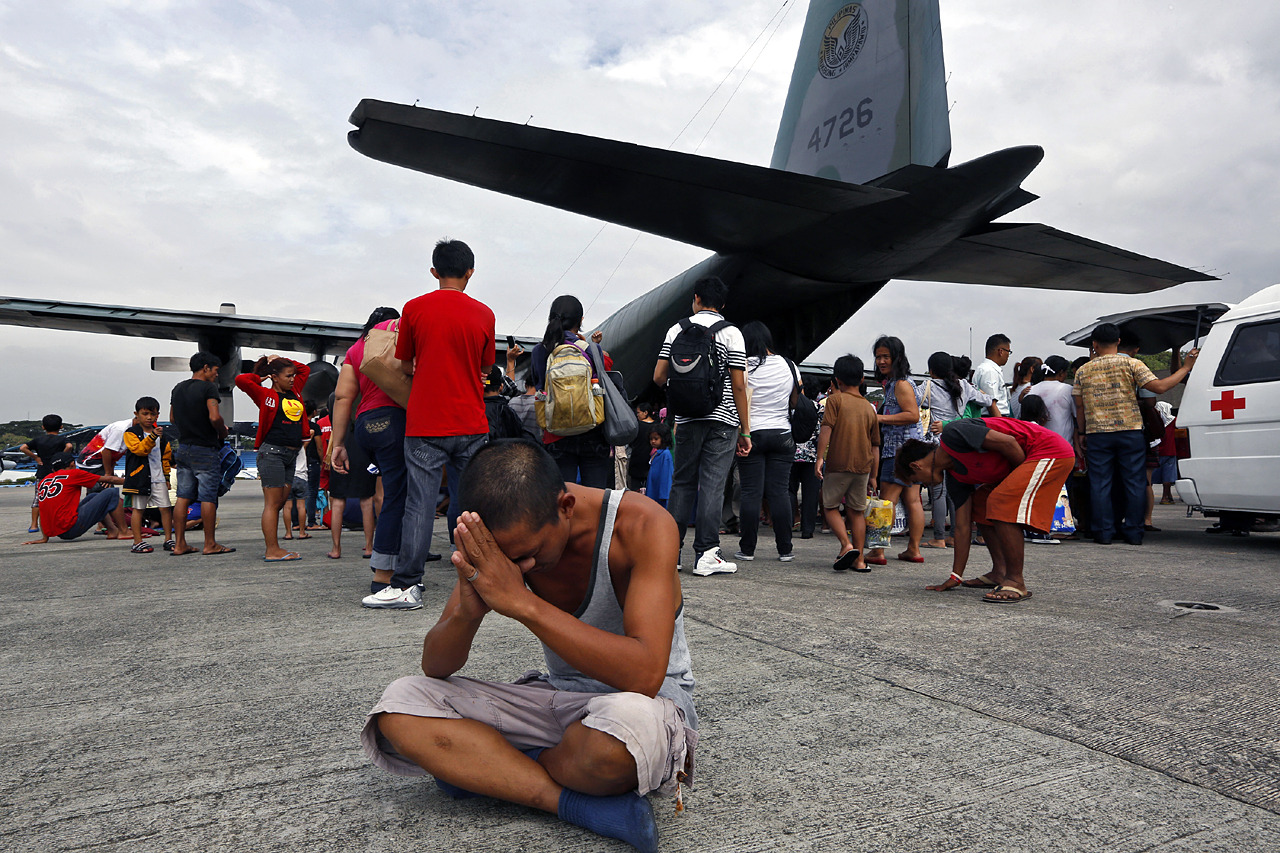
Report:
130,542,154,554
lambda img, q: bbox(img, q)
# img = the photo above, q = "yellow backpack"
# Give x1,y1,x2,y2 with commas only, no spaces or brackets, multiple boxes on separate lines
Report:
536,342,605,437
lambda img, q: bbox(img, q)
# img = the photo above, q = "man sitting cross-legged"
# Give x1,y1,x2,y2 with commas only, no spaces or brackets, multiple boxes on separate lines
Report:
361,439,697,853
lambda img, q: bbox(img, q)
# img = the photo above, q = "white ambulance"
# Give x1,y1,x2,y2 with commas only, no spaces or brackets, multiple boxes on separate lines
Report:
1175,284,1280,527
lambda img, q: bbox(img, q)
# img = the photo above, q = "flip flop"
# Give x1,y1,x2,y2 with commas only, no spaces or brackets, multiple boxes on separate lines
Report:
297,533,312,540
264,552,301,562
864,556,888,566
326,553,341,560
921,542,948,549
170,549,198,556
983,585,1032,604
27,527,39,533
833,551,857,572
897,553,924,563
205,546,236,556
960,574,999,589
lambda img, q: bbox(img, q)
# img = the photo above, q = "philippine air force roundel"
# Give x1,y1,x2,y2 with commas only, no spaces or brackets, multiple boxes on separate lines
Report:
819,3,869,79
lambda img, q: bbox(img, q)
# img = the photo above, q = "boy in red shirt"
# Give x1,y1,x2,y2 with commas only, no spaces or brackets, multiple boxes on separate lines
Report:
895,418,1074,603
23,453,128,544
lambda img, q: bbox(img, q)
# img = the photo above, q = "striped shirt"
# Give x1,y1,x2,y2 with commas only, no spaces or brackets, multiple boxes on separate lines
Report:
659,311,748,427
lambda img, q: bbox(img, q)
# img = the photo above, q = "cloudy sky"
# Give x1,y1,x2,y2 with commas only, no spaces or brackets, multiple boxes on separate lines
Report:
2,0,1277,425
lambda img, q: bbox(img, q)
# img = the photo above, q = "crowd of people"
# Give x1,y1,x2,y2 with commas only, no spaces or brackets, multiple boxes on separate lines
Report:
14,238,1203,852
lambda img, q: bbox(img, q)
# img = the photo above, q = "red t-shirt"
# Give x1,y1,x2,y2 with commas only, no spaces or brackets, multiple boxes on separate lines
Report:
396,289,495,437
35,469,102,537
941,417,1074,487
346,319,404,416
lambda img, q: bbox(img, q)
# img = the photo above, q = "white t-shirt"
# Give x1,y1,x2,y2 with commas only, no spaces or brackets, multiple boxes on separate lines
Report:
972,358,1010,416
1025,380,1076,443
745,354,795,433
659,311,747,426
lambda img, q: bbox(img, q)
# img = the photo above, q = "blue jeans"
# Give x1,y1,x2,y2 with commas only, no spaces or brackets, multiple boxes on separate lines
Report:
667,419,737,558
355,407,408,575
1086,430,1146,541
59,488,120,540
737,428,795,556
396,433,486,589
174,444,220,504
546,429,611,488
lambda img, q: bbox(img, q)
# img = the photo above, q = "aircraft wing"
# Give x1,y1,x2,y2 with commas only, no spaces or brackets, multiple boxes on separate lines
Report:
347,99,904,255
0,297,362,356
895,223,1217,293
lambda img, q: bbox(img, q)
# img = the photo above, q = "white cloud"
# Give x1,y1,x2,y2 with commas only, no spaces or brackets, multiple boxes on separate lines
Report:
3,0,1280,425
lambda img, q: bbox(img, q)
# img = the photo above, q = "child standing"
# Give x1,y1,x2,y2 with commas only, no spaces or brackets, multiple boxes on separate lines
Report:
122,397,175,553
20,414,73,533
236,355,311,562
23,453,128,544
645,425,674,507
814,355,881,572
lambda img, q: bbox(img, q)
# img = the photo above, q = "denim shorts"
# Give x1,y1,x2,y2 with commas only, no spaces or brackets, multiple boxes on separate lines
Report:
175,444,221,504
1150,455,1178,484
257,443,300,489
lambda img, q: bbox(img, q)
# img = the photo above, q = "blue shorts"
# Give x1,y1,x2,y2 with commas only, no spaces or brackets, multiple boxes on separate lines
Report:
175,444,221,504
1150,455,1178,484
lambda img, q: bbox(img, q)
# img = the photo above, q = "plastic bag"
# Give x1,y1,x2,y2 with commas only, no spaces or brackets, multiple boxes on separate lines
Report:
866,496,894,549
1050,485,1076,534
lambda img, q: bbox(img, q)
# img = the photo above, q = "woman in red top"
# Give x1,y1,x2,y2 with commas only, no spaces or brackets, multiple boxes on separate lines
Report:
895,418,1074,603
236,356,310,562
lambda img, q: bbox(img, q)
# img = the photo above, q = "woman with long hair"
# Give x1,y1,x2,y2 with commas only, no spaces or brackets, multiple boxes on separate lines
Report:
331,306,420,608
530,294,614,488
867,335,925,564
1009,356,1042,418
733,321,799,562
236,355,311,561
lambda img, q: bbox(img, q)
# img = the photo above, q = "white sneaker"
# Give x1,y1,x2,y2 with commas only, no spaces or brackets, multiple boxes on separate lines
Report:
362,585,423,610
692,549,738,576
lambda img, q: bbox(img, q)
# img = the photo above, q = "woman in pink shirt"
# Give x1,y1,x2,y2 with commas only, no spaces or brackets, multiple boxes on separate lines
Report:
331,307,409,600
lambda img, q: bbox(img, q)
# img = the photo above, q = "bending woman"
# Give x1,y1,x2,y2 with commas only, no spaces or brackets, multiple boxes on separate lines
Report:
236,356,310,562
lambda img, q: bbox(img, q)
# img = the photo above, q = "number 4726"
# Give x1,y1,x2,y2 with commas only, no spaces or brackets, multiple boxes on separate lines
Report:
808,98,873,153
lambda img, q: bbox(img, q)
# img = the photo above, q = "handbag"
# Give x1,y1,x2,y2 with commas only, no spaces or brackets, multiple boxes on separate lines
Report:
587,343,640,446
919,379,933,437
785,358,819,442
359,320,412,408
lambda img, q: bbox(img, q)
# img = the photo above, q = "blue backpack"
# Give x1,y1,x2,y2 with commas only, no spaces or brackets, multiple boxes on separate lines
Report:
218,443,243,497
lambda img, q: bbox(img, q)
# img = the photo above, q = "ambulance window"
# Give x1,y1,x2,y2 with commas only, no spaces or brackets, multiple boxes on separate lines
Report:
1215,319,1280,386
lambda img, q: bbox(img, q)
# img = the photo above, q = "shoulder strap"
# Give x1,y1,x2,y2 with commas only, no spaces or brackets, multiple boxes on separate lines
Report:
678,318,693,332
707,320,732,334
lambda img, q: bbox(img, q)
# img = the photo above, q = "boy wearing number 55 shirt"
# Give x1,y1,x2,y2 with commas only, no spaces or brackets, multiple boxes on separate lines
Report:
23,453,128,544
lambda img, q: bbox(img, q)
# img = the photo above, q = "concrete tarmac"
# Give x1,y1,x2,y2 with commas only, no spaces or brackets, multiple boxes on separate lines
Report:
2,488,1278,852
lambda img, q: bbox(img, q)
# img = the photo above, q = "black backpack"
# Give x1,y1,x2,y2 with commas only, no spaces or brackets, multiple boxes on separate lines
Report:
666,318,732,418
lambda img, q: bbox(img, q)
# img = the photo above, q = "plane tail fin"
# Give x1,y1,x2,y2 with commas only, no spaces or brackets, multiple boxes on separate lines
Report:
770,0,950,184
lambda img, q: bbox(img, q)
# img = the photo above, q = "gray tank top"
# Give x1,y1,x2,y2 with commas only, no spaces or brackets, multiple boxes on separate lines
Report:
542,489,698,729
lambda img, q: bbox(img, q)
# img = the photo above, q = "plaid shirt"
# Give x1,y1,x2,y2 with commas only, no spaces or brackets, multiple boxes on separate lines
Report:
1072,353,1156,433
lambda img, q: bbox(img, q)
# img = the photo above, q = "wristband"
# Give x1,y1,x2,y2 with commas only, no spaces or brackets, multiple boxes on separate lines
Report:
740,432,750,438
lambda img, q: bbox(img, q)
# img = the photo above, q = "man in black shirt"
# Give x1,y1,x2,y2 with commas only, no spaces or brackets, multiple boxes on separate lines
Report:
20,414,74,532
169,352,234,556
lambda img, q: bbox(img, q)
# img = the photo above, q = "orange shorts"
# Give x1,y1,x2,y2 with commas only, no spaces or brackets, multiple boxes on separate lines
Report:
970,456,1073,533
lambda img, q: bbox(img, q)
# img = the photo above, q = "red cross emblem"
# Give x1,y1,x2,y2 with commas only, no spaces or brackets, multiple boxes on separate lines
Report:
1210,390,1246,420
